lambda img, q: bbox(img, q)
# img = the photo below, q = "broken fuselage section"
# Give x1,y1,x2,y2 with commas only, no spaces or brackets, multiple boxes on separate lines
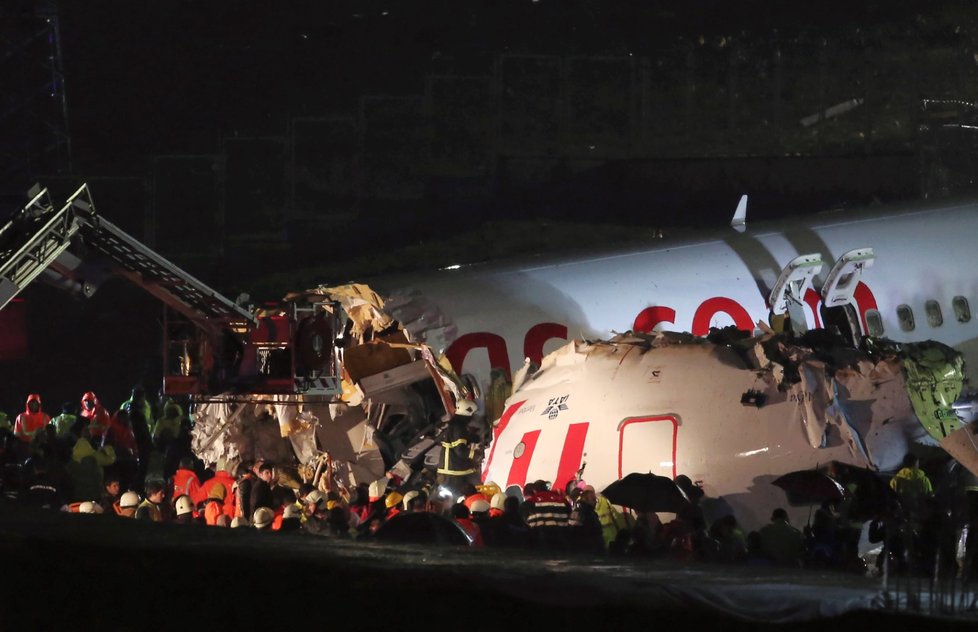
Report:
189,283,481,492
482,327,972,534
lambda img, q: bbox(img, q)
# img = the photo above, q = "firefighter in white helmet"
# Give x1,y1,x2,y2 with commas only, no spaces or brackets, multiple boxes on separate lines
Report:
436,397,481,497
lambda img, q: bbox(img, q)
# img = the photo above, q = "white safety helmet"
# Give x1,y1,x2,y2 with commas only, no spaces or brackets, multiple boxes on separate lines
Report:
368,478,388,501
283,504,301,520
455,398,478,417
490,492,506,512
253,507,275,529
78,501,98,514
120,491,141,509
174,495,194,517
470,499,490,514
230,517,249,528
402,490,420,510
304,490,325,509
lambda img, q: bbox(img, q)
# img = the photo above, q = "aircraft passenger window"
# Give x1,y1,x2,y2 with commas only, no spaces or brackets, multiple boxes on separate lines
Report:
865,309,884,337
925,300,943,327
953,296,972,323
896,304,915,332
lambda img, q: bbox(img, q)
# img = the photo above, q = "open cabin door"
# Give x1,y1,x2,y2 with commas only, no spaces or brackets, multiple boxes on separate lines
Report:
820,248,875,346
768,254,824,335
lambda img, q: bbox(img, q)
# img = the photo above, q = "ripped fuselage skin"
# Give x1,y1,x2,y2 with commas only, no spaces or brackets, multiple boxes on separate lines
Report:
481,332,966,536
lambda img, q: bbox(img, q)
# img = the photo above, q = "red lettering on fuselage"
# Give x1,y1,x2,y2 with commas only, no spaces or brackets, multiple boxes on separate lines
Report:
445,332,511,381
447,285,879,378
523,322,568,366
691,297,755,336
853,281,878,333
632,306,677,333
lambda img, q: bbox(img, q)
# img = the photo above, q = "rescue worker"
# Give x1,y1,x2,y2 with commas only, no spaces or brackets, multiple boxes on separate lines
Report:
889,452,934,517
593,487,630,550
0,409,10,432
66,433,116,502
250,462,275,512
253,507,275,531
758,508,805,567
199,484,228,526
153,399,183,447
50,402,78,438
435,398,481,497
233,461,259,520
105,408,139,490
135,481,165,522
451,503,484,547
99,476,122,514
119,386,153,483
280,504,302,532
117,491,141,518
523,480,573,550
302,490,328,534
573,485,607,555
383,491,403,520
13,394,51,444
461,482,489,512
172,456,203,504
79,392,111,441
489,492,506,518
119,385,153,428
200,458,236,518
173,494,197,525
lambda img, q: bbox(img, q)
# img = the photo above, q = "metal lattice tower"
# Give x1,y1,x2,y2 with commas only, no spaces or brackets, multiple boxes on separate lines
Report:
0,3,72,197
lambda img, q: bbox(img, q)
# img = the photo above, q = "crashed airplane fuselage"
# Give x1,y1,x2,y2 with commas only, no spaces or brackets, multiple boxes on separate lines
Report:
481,330,973,533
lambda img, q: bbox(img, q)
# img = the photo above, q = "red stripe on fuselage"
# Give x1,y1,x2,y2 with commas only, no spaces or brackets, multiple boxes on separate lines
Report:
482,400,526,480
506,430,541,489
553,422,589,493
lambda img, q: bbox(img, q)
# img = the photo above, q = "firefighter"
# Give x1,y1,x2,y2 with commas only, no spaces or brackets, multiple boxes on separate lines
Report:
152,399,183,447
119,385,153,425
435,398,481,498
79,392,112,441
13,394,51,444
50,402,78,438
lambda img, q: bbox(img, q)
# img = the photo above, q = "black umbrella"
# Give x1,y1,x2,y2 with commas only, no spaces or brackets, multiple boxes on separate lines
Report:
826,462,901,520
771,470,847,505
373,512,472,546
601,473,690,513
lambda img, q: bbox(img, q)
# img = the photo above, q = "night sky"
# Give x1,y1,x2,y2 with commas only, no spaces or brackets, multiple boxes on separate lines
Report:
10,3,971,256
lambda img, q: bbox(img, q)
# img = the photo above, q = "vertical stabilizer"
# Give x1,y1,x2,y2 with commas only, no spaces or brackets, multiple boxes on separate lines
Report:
731,195,748,233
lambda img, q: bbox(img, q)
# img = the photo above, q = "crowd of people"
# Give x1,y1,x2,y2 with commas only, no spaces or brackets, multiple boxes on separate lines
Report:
2,387,978,580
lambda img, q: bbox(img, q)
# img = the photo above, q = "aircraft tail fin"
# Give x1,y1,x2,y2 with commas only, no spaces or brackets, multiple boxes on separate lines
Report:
731,195,748,233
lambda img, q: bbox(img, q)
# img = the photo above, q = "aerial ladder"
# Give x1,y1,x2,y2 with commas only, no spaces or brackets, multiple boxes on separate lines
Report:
0,183,342,401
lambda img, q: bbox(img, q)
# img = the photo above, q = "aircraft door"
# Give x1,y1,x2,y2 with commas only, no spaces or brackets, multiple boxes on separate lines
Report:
617,415,679,480
820,248,875,345
769,254,824,334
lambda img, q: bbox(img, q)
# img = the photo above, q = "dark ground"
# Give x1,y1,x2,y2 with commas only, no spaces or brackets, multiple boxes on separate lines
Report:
1,501,976,631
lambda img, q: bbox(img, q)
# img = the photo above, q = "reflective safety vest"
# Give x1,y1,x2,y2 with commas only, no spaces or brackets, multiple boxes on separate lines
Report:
51,413,78,437
14,412,50,443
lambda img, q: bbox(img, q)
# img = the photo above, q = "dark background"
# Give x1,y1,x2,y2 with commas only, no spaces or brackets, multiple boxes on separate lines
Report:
3,0,978,413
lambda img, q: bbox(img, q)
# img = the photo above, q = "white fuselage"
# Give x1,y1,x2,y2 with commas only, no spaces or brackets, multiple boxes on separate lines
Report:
379,201,978,391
